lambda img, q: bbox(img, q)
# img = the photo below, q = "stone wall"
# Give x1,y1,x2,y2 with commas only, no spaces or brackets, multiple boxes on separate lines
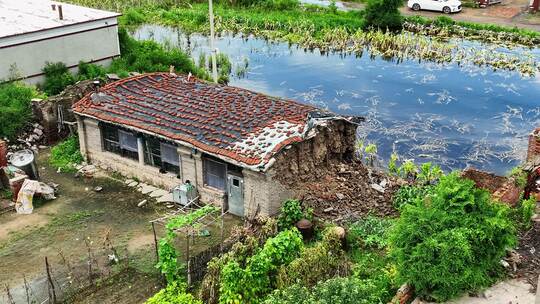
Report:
33,80,101,144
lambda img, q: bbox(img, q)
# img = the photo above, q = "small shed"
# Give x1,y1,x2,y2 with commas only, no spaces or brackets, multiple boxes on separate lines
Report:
0,0,120,84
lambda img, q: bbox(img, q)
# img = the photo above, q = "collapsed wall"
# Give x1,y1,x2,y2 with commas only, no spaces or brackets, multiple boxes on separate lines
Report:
267,119,398,222
271,119,357,186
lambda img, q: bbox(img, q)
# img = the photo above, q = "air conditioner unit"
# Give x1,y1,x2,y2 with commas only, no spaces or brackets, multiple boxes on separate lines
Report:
172,183,197,206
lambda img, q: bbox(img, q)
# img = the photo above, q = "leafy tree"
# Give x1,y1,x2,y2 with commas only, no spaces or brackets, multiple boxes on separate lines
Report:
389,173,516,301
362,0,403,31
41,62,75,95
0,82,37,138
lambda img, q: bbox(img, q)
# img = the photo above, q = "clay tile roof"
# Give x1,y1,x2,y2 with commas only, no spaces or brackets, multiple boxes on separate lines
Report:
72,72,317,169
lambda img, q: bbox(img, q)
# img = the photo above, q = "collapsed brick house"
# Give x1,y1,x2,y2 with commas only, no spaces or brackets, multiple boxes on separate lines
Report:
72,73,358,217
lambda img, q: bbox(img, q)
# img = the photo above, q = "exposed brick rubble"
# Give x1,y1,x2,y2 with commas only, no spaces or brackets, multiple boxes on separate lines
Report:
73,73,327,168
461,168,521,207
285,161,400,223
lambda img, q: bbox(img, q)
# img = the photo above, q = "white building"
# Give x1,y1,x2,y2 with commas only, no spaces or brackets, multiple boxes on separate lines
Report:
0,0,120,84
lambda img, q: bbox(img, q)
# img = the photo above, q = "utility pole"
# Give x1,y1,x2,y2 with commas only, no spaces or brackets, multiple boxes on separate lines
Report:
208,0,218,83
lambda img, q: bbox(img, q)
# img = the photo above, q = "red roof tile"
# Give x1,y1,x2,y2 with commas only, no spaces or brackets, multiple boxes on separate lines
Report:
72,73,317,169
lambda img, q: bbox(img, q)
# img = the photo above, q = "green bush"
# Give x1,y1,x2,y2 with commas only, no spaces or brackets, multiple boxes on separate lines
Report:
392,185,434,210
219,228,303,303
515,197,536,229
41,62,75,96
350,250,396,302
264,277,388,304
146,281,202,304
362,0,403,31
389,173,517,301
508,166,527,188
277,199,312,230
110,28,208,80
77,61,107,81
276,228,345,288
347,216,393,249
0,82,37,139
49,136,84,173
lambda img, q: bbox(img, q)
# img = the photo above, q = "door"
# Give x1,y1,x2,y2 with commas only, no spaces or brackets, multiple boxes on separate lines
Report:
227,174,244,217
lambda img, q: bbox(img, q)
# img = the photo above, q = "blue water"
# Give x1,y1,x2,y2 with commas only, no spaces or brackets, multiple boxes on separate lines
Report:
132,25,540,174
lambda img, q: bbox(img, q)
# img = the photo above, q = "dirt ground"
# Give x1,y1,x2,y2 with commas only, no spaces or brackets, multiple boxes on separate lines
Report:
344,0,540,31
0,150,242,304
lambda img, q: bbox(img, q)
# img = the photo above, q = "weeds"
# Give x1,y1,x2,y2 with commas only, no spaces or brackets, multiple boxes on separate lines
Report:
0,82,40,139
49,136,84,173
347,216,393,249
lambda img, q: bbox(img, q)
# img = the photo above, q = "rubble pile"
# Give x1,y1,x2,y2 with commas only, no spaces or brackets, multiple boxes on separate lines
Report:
289,161,401,223
3,122,47,156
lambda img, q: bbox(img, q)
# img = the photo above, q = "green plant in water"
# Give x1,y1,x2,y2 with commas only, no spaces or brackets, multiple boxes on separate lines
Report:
389,172,517,301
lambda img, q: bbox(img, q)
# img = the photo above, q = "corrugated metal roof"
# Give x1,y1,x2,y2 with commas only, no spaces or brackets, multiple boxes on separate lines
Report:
0,0,120,38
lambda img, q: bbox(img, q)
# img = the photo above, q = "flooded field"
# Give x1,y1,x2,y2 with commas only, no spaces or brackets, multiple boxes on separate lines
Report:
132,25,540,174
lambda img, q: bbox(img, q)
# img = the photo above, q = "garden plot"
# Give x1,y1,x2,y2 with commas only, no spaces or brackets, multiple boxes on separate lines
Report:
0,150,241,304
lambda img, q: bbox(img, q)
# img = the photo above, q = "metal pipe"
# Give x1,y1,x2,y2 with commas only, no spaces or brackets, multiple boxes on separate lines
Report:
208,0,218,83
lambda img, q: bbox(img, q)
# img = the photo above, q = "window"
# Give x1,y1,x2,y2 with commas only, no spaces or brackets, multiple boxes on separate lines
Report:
160,143,180,175
204,158,226,190
144,137,180,175
101,124,138,160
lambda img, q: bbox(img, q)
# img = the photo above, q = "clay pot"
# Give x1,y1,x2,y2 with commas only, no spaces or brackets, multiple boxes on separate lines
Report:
296,218,314,240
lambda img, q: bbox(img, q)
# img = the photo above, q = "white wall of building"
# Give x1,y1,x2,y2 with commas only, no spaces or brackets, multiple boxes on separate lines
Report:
0,17,120,84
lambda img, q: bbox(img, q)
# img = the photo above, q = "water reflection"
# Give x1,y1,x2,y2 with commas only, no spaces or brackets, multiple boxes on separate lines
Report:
132,24,540,175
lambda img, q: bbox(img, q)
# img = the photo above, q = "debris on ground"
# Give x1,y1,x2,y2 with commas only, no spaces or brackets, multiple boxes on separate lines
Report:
287,161,401,223
515,221,540,288
15,179,56,214
4,123,46,155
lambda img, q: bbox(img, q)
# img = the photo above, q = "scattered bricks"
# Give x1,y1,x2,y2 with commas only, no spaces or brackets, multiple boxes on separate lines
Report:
0,140,7,167
527,128,540,162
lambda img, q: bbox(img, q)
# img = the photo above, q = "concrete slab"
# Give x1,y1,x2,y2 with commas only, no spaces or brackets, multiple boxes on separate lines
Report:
412,279,535,304
128,181,139,187
157,193,174,203
140,184,157,195
149,189,168,198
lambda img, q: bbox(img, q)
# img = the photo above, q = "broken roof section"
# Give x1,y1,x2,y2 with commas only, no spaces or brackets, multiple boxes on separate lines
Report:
73,73,359,171
0,0,120,38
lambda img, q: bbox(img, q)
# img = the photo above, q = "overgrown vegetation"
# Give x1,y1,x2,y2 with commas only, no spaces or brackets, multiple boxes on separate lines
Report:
277,199,312,231
362,0,402,31
219,228,303,303
0,82,42,139
145,281,202,304
157,205,219,283
347,216,393,249
389,173,517,301
41,62,76,96
49,136,84,173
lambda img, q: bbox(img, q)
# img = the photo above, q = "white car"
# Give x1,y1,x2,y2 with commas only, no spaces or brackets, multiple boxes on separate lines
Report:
407,0,463,13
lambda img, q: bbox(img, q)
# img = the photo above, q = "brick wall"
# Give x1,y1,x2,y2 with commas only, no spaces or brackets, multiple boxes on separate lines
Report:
526,128,540,162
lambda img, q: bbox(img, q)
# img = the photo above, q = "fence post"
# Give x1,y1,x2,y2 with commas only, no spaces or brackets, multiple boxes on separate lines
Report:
186,232,192,287
152,222,159,262
45,257,57,304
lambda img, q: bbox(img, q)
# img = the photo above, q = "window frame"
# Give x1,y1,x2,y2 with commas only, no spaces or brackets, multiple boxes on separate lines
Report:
100,123,138,161
203,157,227,191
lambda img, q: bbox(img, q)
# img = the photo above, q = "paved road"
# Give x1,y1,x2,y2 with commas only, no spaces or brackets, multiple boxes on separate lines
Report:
342,0,540,32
